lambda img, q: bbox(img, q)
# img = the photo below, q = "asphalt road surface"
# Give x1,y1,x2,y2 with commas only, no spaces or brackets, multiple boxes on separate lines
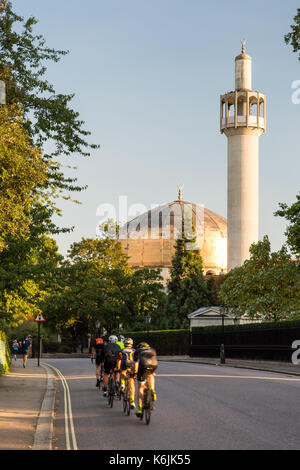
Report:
44,358,300,450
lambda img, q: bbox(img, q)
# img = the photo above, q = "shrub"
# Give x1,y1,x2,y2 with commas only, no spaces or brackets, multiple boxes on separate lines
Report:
0,331,11,376
123,329,190,355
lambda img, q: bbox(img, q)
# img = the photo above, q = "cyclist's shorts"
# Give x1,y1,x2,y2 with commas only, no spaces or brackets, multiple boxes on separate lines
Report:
95,355,103,366
103,357,118,374
122,363,135,376
137,365,157,383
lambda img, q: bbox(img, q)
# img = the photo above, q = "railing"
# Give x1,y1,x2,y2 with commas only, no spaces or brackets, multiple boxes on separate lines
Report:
221,115,265,128
190,344,293,361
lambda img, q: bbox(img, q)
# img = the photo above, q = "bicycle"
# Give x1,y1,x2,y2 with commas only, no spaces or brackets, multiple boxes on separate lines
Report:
107,369,121,408
122,370,132,416
139,373,155,425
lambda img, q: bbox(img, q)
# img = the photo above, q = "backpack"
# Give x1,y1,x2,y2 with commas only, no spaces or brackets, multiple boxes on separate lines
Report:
105,343,120,359
139,347,158,370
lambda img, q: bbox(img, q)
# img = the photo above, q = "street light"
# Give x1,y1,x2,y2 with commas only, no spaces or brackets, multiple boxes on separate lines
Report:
220,303,226,364
146,312,151,340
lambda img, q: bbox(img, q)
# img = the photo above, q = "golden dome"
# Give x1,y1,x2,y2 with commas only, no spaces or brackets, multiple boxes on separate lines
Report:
119,200,227,276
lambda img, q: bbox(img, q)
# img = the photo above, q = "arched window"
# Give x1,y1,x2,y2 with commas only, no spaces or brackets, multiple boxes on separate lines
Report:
159,211,163,238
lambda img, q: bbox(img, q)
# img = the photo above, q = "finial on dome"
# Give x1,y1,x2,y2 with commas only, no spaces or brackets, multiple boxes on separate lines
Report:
241,38,246,55
177,183,184,201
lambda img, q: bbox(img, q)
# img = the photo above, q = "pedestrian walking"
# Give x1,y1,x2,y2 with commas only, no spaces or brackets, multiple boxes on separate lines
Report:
12,339,20,361
21,336,31,368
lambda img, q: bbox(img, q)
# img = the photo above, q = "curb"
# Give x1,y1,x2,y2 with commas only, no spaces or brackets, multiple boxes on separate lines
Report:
158,358,300,377
32,363,56,450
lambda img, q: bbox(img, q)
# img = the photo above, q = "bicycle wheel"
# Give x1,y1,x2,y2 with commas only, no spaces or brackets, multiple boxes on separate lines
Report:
126,380,131,415
108,375,114,408
144,388,152,425
123,391,127,413
116,381,122,401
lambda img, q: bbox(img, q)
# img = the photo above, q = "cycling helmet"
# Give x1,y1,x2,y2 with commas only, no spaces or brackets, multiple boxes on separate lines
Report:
119,335,125,342
109,335,118,343
124,338,133,347
137,342,150,349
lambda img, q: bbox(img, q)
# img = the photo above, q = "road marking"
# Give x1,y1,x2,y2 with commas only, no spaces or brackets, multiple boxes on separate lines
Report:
42,363,78,450
158,374,300,381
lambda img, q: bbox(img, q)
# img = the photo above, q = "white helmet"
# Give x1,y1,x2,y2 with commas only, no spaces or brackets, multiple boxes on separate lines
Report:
120,335,125,342
109,335,118,343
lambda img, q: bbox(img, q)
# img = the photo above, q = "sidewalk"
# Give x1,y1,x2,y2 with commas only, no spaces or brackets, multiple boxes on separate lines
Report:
0,355,300,450
0,358,52,450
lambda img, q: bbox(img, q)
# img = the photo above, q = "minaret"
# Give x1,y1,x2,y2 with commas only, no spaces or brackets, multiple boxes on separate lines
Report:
220,41,266,271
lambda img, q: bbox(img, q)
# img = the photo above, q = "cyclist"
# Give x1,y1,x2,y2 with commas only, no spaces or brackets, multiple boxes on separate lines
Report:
116,335,125,350
91,334,104,387
101,335,121,397
134,342,158,418
117,338,136,409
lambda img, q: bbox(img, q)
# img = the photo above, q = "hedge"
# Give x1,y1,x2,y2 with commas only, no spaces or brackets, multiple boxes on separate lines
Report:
123,329,190,356
0,331,11,376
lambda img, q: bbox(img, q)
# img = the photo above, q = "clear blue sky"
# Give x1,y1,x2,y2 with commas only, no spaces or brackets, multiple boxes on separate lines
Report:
14,0,300,256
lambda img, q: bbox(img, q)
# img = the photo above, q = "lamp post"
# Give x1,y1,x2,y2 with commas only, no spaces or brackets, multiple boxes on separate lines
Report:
0,80,6,105
146,313,151,341
220,303,226,364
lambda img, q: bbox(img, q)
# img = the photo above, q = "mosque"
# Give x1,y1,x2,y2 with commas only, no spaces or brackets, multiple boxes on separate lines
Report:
119,42,266,283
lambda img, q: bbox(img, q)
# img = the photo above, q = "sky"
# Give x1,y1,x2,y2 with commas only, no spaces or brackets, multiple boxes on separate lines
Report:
13,0,300,256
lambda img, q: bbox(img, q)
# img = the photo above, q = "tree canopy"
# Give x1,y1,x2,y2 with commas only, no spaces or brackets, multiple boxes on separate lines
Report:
285,8,300,60
220,236,300,321
275,193,300,257
165,224,210,328
43,238,165,338
0,104,46,252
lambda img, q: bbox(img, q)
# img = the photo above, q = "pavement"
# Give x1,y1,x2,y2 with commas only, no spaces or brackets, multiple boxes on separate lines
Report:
1,354,300,450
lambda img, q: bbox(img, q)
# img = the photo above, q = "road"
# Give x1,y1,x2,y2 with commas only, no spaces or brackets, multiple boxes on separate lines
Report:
44,358,300,450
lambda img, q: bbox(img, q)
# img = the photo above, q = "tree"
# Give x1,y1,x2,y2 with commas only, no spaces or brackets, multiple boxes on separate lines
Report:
275,193,300,257
0,1,98,197
0,234,62,329
43,238,165,340
0,104,46,251
0,1,98,330
285,8,300,60
206,273,227,306
220,236,300,321
165,224,210,328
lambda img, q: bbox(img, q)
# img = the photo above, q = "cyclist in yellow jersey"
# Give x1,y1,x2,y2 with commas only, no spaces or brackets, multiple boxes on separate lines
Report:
117,338,136,409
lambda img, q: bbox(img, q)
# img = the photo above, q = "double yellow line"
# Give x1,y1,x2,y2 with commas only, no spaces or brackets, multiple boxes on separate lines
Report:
42,362,78,450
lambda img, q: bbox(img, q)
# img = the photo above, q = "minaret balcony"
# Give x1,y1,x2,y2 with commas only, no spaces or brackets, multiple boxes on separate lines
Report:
221,115,265,131
220,90,266,134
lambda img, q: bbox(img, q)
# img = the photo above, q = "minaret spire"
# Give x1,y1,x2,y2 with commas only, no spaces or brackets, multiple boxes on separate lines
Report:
241,38,246,54
177,183,184,201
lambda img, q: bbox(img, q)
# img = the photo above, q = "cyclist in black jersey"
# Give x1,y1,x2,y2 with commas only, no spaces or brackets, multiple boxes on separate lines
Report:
100,335,121,397
91,335,104,387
